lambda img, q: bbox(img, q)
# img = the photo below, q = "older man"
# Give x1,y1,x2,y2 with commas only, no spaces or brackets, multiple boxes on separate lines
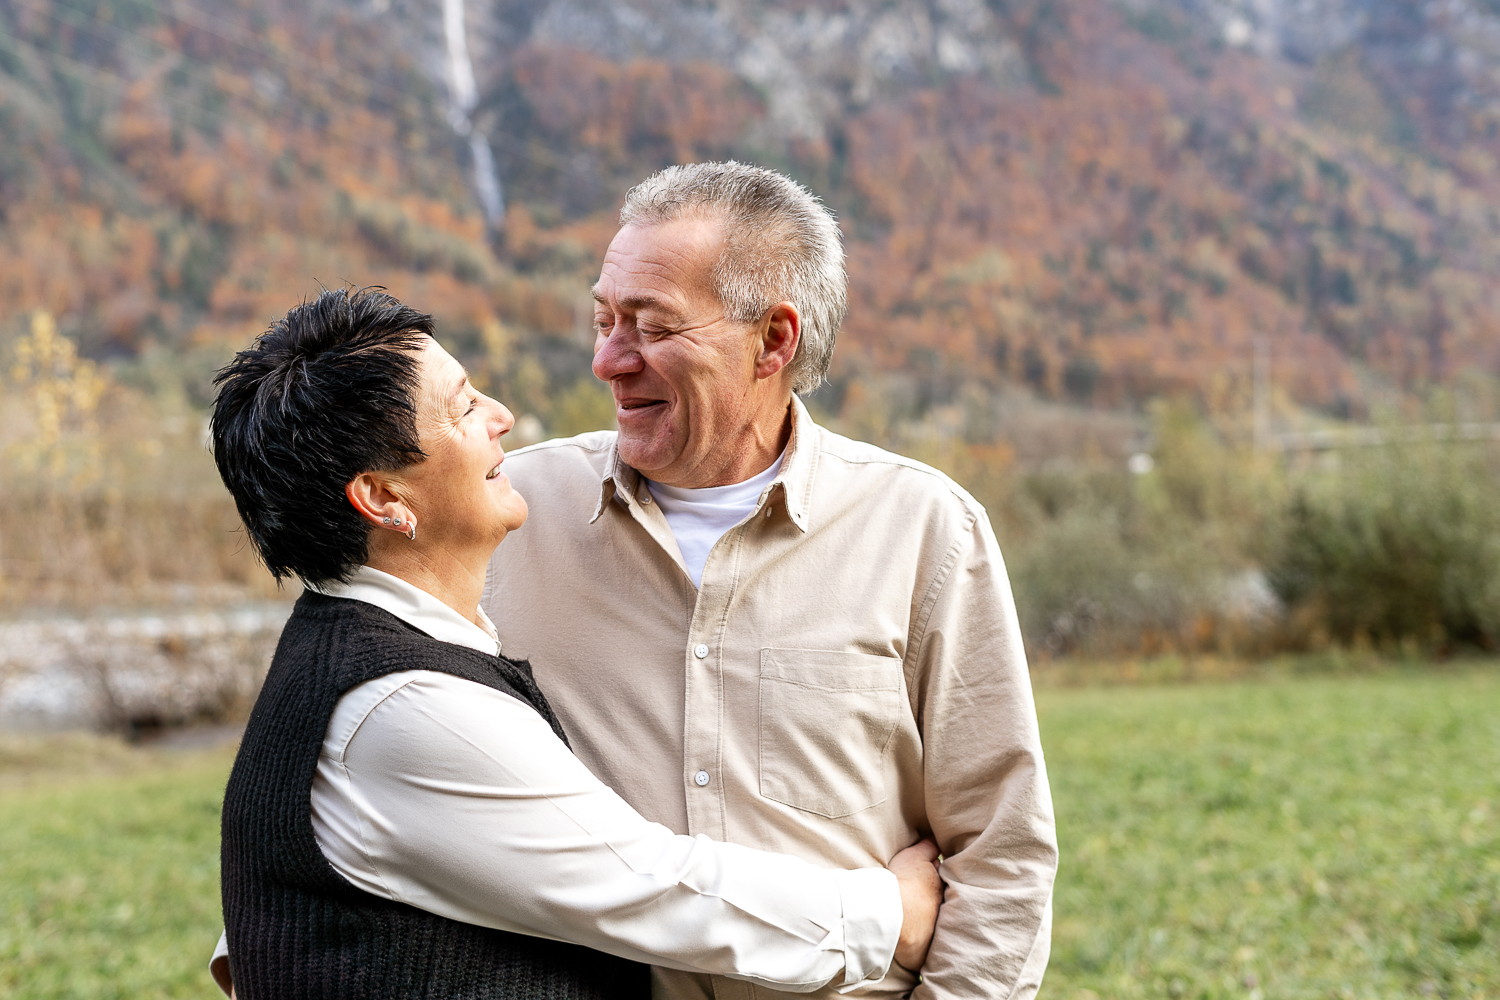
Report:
484,162,1056,1000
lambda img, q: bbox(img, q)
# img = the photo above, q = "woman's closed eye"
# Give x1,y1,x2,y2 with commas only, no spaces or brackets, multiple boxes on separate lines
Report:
457,384,482,417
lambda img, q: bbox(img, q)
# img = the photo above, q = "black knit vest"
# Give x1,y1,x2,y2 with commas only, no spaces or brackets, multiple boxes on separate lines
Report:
221,591,651,1000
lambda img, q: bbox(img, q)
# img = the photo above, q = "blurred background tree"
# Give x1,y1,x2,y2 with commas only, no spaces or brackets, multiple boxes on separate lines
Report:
6,310,106,490
1268,438,1500,650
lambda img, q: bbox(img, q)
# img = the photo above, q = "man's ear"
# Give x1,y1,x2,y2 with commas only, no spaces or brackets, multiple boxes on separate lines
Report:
345,473,409,533
755,302,801,382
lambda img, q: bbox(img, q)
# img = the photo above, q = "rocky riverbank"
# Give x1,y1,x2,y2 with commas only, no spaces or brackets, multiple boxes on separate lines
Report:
0,605,291,732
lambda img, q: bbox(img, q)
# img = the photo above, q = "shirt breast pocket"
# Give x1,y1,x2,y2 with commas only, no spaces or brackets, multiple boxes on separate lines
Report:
757,648,905,819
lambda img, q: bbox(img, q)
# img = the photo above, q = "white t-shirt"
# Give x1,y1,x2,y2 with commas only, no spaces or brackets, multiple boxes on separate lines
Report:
646,449,787,588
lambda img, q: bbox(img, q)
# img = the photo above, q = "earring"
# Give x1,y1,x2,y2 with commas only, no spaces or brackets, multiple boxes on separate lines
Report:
382,516,392,524
393,517,403,526
406,521,417,541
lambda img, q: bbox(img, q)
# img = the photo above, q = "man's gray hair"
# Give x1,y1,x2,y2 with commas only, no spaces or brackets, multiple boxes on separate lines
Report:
619,161,846,394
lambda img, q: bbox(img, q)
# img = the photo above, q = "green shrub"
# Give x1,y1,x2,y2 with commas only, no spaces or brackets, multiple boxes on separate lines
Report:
1266,441,1500,649
1002,401,1274,657
983,399,1500,658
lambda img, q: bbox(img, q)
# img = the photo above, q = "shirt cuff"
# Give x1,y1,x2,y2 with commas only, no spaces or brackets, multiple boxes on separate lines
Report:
832,867,902,990
210,929,232,997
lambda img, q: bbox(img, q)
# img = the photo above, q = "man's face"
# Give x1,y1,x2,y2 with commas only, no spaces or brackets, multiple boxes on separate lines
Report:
591,216,777,488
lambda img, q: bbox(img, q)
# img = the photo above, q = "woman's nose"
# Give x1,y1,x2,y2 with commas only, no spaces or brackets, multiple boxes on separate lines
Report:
488,397,514,436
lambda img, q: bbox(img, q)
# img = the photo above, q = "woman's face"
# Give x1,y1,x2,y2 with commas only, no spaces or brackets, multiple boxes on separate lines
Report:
399,336,528,551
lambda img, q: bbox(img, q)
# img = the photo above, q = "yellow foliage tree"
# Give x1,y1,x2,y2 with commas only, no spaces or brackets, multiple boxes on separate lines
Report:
6,311,108,490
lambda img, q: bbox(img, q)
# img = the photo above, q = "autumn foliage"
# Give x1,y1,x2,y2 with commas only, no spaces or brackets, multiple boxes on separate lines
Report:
5,0,1500,428
834,1,1500,413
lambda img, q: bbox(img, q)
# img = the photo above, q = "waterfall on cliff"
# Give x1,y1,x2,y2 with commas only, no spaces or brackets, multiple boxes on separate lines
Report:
441,0,504,229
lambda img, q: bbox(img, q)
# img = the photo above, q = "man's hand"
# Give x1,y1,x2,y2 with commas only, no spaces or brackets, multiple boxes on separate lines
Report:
889,837,944,971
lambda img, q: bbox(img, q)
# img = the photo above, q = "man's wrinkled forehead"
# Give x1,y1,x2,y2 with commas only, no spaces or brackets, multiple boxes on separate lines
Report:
593,218,724,309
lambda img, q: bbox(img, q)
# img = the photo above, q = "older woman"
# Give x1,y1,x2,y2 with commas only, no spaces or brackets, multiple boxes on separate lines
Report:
208,287,941,1000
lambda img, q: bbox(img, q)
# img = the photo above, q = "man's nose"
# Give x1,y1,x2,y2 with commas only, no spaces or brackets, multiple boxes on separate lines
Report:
592,323,643,381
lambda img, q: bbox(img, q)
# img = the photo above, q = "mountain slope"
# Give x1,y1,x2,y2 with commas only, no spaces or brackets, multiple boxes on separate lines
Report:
2,0,1498,434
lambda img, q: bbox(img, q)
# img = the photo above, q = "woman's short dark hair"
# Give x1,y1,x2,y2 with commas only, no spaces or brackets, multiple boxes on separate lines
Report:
211,287,433,585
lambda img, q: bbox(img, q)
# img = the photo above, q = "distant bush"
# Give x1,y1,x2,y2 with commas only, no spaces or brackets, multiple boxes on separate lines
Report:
1265,442,1500,650
1006,501,1207,655
998,401,1279,658
982,403,1500,659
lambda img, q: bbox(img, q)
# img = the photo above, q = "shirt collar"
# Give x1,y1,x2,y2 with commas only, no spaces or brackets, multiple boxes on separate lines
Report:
772,395,819,532
306,564,501,656
591,443,643,523
592,395,820,533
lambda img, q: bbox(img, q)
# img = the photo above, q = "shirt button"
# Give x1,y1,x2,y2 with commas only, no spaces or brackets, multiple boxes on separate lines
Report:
640,493,652,505
694,770,711,787
694,643,709,659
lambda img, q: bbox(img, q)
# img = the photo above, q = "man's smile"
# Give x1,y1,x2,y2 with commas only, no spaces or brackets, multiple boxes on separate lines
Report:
616,396,668,414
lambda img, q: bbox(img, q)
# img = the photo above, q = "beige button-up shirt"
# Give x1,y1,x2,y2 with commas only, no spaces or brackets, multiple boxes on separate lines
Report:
484,397,1057,1000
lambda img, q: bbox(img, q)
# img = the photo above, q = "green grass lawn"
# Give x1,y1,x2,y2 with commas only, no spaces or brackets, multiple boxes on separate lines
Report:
0,669,1496,999
1038,668,1500,1000
0,740,236,999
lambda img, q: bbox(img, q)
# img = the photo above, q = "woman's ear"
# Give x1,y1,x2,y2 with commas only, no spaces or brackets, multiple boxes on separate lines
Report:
345,473,411,534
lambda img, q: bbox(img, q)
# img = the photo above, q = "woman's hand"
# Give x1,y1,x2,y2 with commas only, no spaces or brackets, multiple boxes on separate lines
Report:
889,837,944,971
